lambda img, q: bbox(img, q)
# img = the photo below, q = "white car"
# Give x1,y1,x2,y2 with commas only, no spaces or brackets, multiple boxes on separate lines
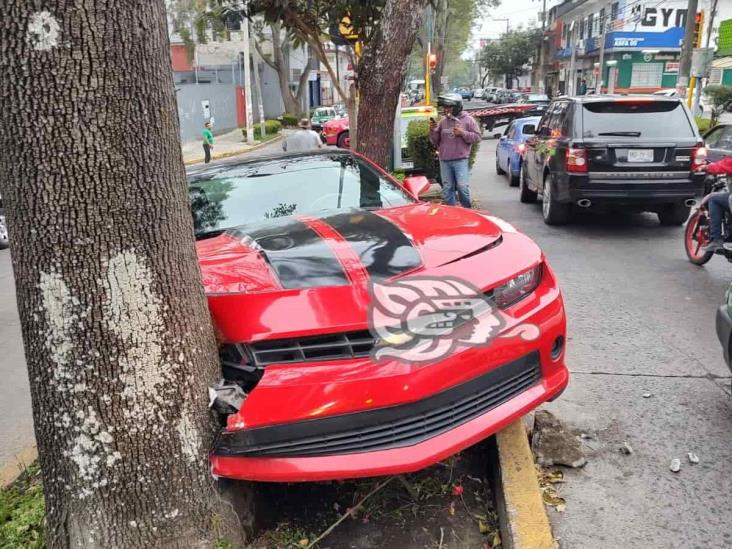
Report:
473,88,485,100
653,89,707,113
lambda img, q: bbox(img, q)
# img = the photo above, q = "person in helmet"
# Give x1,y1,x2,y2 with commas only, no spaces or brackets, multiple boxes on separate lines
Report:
429,93,481,207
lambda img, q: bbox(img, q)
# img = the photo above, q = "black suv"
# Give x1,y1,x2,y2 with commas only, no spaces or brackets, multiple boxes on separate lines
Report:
520,95,706,225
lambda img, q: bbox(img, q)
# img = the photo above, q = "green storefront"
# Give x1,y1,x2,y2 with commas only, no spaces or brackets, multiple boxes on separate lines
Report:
599,51,680,93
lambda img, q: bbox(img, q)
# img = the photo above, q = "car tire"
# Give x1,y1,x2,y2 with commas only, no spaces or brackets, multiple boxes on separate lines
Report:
337,131,350,149
542,173,571,225
509,161,521,187
519,164,537,203
658,203,690,226
495,155,506,175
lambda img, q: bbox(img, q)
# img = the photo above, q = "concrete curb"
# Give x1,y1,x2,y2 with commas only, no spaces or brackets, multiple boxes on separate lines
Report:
1,446,37,488
183,134,284,166
493,419,555,549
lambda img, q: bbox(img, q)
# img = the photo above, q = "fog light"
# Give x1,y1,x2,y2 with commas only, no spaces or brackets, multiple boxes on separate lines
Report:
551,336,564,361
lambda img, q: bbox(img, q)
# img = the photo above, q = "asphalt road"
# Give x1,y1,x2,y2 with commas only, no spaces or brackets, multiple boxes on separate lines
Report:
470,138,732,548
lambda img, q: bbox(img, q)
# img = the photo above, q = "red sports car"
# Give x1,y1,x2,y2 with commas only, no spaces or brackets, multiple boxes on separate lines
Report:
322,117,350,147
189,150,568,482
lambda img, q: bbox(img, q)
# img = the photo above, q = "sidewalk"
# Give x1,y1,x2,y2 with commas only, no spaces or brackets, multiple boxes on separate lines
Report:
181,127,286,165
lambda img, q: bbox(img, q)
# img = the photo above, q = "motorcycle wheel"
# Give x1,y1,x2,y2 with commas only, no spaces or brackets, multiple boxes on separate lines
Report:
685,211,713,265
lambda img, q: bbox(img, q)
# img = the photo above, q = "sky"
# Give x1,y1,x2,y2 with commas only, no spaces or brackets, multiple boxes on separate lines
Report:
472,0,561,49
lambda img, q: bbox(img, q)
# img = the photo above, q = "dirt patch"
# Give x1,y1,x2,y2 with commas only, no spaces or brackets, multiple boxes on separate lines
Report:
250,440,501,549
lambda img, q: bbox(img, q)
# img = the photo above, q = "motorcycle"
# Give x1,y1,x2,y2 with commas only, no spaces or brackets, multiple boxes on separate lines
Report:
685,174,731,265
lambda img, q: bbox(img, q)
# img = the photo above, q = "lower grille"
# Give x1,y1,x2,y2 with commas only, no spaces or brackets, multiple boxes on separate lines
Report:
249,330,375,366
214,352,541,458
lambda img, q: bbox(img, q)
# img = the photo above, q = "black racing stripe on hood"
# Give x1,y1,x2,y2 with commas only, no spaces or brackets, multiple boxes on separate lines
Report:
320,210,422,281
228,219,348,289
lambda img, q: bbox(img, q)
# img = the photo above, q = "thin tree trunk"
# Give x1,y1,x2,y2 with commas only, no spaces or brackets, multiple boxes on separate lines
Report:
356,0,430,168
0,3,245,547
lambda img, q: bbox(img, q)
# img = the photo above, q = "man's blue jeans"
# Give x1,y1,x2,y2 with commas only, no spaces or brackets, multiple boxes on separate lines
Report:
440,158,471,207
708,191,730,240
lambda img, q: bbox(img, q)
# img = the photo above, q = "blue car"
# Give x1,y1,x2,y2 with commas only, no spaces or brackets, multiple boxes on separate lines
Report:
495,116,541,187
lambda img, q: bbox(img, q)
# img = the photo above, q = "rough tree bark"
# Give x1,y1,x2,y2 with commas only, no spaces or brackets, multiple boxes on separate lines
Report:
356,0,430,168
0,3,245,547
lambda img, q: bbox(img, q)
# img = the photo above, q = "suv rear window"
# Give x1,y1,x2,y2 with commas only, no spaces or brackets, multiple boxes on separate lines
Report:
581,100,694,138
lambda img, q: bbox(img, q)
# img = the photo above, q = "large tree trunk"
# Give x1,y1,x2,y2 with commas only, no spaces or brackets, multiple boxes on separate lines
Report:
0,3,245,547
356,0,429,168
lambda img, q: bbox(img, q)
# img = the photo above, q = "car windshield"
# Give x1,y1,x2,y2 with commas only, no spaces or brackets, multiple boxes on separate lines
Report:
188,154,414,238
314,109,333,117
581,100,694,138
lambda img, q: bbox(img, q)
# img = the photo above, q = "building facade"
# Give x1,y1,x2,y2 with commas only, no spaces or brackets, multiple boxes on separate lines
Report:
539,0,730,97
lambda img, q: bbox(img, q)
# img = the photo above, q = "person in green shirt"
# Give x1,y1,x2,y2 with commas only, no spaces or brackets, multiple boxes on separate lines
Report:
202,121,214,163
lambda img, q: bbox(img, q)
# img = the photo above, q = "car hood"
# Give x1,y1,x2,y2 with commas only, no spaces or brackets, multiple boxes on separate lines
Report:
198,204,504,341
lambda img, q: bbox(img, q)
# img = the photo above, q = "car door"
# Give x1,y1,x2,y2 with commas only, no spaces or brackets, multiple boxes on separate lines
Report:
498,122,516,171
703,125,732,163
525,104,557,188
535,102,569,193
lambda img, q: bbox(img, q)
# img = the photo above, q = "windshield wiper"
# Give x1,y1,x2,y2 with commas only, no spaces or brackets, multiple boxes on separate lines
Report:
598,131,641,137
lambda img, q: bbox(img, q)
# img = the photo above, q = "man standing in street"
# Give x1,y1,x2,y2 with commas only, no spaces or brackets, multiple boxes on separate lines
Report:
202,121,214,164
283,118,323,152
429,93,481,208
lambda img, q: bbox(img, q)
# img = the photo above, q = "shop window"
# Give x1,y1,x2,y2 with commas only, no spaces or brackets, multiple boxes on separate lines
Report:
630,63,662,88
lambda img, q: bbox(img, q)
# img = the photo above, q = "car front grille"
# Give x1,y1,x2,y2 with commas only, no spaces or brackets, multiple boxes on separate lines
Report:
213,352,541,458
249,330,376,367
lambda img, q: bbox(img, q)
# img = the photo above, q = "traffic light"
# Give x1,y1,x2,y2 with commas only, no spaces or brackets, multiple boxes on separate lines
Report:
428,53,438,72
694,11,704,48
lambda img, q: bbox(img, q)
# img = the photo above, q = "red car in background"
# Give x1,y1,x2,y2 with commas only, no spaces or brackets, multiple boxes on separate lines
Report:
322,117,350,147
188,150,569,482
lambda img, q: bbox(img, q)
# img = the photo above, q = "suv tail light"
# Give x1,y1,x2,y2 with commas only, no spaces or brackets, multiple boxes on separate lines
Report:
691,145,707,169
566,148,588,173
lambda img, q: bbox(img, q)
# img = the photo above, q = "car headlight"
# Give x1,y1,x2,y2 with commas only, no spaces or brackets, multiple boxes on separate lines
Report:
492,264,543,309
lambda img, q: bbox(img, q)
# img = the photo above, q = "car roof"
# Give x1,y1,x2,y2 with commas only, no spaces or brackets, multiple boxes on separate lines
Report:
515,116,541,125
555,94,682,104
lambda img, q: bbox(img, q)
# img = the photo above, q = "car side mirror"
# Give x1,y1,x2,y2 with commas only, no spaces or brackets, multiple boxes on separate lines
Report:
537,126,551,137
402,175,431,198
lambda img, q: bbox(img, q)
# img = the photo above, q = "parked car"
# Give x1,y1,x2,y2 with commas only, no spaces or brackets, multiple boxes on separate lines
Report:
189,149,569,482
484,87,499,102
496,116,542,186
473,88,485,100
322,117,350,147
310,107,340,132
454,87,473,100
521,95,706,225
520,94,550,105
702,124,732,162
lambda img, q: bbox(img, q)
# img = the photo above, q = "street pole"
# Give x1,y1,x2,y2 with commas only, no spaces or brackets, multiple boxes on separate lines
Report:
677,0,699,100
537,0,547,92
251,53,266,140
692,0,717,115
241,12,255,145
568,21,577,96
597,15,607,93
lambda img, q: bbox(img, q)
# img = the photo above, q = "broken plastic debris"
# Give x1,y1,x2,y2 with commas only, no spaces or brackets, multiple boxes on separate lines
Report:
688,452,700,464
620,442,633,455
580,433,594,440
642,392,652,398
670,458,681,473
208,380,246,414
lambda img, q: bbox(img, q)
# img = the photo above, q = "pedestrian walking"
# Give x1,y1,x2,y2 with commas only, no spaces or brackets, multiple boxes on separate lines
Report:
283,118,323,153
202,121,214,164
429,93,481,208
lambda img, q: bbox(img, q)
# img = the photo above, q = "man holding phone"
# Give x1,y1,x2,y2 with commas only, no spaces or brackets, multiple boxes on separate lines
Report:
429,93,481,208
